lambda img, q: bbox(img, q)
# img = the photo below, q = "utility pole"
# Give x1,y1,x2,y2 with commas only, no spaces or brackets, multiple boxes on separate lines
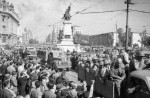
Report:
125,0,133,50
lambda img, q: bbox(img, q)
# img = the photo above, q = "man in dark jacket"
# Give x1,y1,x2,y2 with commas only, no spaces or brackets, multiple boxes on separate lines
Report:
0,80,16,98
17,71,30,97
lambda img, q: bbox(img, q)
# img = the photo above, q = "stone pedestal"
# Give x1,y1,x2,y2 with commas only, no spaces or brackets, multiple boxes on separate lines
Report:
57,20,76,52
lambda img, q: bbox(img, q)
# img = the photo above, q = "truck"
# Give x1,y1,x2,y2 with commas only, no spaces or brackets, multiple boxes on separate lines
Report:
26,47,37,59
48,47,71,71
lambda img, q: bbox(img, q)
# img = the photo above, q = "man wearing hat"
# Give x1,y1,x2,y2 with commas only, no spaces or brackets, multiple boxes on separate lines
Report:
129,51,146,73
143,59,150,69
99,60,110,83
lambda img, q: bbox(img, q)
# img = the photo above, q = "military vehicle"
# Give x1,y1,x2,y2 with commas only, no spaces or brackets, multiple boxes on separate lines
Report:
48,47,71,71
26,47,37,57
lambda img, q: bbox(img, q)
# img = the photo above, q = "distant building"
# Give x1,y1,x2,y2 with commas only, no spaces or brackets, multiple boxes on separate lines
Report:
22,28,33,45
89,32,141,47
89,32,118,47
130,32,141,47
0,0,19,46
52,26,60,44
72,25,82,35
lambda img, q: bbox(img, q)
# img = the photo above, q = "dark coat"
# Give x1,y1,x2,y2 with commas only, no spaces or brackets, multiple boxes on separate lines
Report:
42,90,56,98
0,89,13,98
17,76,28,97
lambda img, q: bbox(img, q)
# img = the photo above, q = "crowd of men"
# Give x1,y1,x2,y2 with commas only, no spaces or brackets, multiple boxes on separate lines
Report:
72,47,150,98
0,49,92,98
0,47,150,98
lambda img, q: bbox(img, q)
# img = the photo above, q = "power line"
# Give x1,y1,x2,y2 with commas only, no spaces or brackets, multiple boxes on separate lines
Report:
79,9,125,14
133,0,150,5
73,0,105,16
95,11,125,31
130,9,150,13
49,0,105,26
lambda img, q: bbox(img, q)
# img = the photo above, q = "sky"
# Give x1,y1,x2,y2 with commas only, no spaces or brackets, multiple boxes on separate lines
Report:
7,0,150,42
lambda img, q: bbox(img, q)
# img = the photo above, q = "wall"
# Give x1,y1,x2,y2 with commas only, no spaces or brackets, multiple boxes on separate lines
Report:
89,32,116,47
0,2,19,46
132,32,141,47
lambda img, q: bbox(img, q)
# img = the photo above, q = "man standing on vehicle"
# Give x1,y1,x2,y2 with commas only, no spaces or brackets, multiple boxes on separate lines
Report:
47,52,53,69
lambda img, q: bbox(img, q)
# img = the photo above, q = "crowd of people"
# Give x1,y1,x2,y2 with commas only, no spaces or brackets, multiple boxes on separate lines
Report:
0,49,91,98
71,47,150,98
0,47,150,98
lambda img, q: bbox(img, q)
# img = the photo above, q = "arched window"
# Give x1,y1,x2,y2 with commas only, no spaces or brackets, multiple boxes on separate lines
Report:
2,36,6,42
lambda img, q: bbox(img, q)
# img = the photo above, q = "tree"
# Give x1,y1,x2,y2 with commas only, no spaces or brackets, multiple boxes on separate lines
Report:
141,36,150,47
140,29,150,47
29,38,39,44
73,33,89,45
117,28,125,47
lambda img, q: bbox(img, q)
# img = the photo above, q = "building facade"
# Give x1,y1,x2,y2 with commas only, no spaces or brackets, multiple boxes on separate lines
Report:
130,32,141,47
89,32,118,47
0,0,19,46
22,28,33,45
89,32,141,47
52,26,60,44
72,25,82,35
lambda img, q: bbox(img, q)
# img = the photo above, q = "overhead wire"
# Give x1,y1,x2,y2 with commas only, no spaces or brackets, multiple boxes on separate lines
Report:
80,9,126,14
72,0,105,16
94,11,126,32
49,0,105,26
130,9,150,13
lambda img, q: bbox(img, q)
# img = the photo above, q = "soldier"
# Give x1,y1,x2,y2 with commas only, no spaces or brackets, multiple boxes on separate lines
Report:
99,60,110,83
110,59,126,98
129,51,146,73
143,59,150,69
121,48,131,76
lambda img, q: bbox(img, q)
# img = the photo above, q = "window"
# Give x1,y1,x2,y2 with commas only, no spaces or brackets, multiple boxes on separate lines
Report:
2,16,5,21
2,36,6,43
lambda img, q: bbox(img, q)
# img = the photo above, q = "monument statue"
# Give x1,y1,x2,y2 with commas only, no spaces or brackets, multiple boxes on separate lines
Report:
62,4,71,21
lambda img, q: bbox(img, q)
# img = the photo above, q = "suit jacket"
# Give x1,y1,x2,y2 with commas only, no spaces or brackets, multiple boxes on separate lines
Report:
42,90,56,98
0,88,13,98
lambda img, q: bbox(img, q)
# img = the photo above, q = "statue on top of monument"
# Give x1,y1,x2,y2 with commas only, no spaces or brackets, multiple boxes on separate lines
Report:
62,4,71,21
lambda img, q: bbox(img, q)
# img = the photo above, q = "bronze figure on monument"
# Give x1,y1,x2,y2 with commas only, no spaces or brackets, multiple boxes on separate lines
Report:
62,4,71,21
